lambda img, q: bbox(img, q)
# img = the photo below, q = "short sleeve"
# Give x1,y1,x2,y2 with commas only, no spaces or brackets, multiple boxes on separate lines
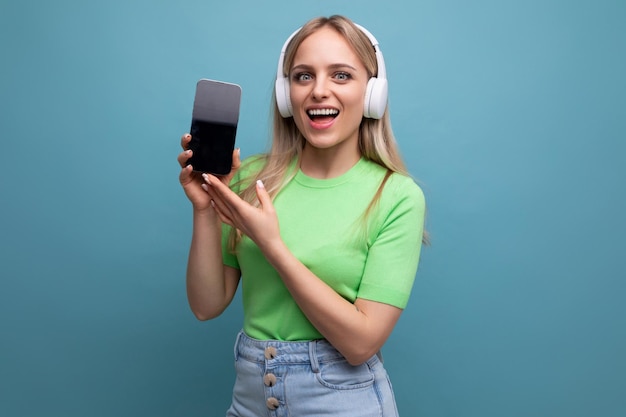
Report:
356,175,426,308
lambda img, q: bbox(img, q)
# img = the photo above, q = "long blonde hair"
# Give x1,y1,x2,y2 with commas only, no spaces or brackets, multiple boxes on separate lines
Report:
231,15,428,247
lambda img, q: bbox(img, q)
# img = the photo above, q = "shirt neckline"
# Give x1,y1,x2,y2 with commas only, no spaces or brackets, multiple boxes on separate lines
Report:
294,157,368,188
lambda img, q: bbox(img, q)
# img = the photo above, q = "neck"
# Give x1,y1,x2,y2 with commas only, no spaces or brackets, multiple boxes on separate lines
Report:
299,143,361,179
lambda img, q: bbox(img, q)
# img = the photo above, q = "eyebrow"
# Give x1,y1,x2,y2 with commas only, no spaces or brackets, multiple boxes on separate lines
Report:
290,63,358,73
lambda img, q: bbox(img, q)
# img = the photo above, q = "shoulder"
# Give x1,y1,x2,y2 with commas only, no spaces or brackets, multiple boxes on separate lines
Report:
387,172,425,204
360,159,425,208
238,154,267,177
380,171,426,219
230,154,267,191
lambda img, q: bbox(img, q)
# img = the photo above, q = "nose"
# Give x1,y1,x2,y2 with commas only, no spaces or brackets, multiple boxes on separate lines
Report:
311,77,330,100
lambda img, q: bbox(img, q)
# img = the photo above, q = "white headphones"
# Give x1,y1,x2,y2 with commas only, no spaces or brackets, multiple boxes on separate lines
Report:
275,23,388,119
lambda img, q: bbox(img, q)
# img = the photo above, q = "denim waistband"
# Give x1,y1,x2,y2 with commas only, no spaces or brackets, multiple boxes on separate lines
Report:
233,330,348,366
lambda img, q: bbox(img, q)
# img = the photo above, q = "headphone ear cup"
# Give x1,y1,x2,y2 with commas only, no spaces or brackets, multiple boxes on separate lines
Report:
275,77,292,117
363,77,388,119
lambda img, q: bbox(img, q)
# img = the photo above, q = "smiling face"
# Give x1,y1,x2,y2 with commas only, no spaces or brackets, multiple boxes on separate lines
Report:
288,26,369,160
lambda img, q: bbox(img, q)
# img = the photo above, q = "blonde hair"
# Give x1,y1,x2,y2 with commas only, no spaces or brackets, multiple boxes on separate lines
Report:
231,15,428,247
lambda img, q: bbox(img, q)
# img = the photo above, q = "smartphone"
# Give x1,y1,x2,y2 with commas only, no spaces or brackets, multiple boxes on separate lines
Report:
187,79,242,174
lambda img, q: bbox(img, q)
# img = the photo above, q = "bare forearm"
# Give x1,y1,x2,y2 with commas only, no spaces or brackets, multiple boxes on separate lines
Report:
262,239,399,365
186,209,238,320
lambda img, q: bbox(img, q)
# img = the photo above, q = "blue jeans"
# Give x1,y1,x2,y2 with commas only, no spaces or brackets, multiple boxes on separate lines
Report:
226,331,399,416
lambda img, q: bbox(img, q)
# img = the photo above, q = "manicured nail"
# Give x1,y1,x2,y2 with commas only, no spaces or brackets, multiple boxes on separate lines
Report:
201,183,209,192
202,173,210,184
256,180,265,189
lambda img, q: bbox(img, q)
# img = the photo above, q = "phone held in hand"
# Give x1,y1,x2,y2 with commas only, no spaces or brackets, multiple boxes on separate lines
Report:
188,79,242,175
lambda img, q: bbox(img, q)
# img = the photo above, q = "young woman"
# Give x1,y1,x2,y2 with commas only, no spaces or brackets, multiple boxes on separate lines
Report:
177,15,426,417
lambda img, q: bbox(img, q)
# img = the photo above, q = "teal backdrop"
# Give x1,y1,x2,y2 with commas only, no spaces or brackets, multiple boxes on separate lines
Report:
1,0,624,416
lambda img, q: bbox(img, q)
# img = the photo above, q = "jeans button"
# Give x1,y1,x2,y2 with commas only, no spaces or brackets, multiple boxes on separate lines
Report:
264,346,277,360
263,373,277,387
266,397,280,410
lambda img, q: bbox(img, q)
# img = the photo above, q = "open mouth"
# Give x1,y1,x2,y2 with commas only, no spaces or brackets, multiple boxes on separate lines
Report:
307,108,339,122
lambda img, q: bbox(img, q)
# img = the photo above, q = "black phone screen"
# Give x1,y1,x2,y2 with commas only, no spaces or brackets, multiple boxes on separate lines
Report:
188,120,237,175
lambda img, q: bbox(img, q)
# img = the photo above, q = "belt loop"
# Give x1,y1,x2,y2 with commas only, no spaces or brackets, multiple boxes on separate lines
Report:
233,330,243,361
309,340,320,373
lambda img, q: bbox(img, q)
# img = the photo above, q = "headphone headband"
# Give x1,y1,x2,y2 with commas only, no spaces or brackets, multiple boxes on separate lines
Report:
275,21,388,119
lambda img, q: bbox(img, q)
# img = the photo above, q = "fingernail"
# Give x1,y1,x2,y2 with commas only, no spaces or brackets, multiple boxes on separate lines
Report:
185,149,192,154
201,183,209,192
256,179,265,189
202,173,210,184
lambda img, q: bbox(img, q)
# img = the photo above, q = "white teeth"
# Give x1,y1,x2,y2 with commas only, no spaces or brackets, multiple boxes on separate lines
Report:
307,108,339,116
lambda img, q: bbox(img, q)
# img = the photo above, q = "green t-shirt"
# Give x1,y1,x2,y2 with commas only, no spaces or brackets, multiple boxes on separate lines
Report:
222,157,426,341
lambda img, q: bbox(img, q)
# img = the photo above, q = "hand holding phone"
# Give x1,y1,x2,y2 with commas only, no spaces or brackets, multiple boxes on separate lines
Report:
187,79,242,175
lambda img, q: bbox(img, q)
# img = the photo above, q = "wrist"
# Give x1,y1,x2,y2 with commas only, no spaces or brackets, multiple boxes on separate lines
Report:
260,237,289,268
192,206,220,224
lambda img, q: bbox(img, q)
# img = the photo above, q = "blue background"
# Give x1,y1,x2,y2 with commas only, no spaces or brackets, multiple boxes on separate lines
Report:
1,0,625,416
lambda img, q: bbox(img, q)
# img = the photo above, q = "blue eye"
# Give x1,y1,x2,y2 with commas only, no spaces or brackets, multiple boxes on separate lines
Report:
294,73,312,81
335,72,351,81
